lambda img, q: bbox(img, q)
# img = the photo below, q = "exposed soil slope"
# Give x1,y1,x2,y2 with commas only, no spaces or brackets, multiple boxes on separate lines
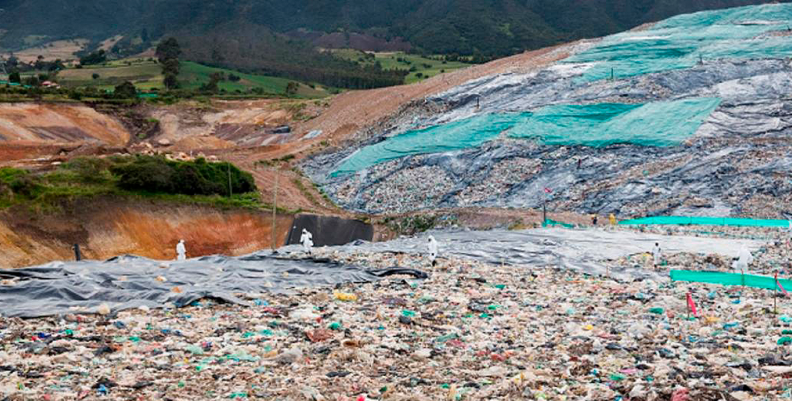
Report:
0,199,293,269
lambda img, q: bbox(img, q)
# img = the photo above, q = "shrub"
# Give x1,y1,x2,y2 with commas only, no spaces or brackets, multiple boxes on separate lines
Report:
62,157,112,183
0,167,40,198
111,156,256,196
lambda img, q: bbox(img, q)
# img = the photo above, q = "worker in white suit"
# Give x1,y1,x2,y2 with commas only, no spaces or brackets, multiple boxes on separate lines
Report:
428,235,439,267
300,229,314,254
733,246,754,274
652,242,662,268
176,240,187,261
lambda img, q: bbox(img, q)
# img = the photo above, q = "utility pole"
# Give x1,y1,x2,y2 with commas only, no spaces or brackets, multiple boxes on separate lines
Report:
227,162,232,197
271,169,278,253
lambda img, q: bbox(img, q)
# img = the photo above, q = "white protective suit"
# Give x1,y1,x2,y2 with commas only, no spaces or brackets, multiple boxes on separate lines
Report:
652,243,661,266
428,236,439,266
176,240,186,261
733,246,754,273
300,229,314,254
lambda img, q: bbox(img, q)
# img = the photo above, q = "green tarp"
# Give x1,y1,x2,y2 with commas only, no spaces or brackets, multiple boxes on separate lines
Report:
332,97,720,176
620,216,790,228
671,270,791,291
565,3,792,81
507,98,721,147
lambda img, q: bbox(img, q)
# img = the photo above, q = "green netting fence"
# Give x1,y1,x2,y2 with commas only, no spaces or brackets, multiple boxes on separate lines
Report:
543,219,575,229
671,270,792,291
619,216,790,228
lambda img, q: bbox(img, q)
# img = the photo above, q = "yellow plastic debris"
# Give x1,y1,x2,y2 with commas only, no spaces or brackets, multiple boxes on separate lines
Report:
334,291,358,302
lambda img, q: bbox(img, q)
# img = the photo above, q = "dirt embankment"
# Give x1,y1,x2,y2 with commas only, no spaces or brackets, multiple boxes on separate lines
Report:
0,200,294,269
294,43,578,149
0,103,131,145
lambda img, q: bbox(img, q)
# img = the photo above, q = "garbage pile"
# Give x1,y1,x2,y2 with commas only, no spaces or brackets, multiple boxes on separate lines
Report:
303,4,792,217
3,226,792,400
4,240,792,400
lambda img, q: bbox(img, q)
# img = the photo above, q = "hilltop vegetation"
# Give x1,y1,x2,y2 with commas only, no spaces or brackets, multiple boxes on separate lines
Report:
333,50,472,84
0,156,262,212
0,0,783,58
2,1,782,91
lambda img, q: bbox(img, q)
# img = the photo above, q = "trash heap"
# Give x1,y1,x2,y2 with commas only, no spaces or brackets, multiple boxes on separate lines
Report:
304,4,792,217
4,232,792,400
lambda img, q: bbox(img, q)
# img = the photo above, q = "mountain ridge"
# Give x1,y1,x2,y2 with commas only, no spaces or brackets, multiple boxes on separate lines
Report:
1,0,786,56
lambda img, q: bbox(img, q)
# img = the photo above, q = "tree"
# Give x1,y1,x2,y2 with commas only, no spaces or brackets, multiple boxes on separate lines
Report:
201,72,222,93
163,74,179,90
156,38,182,64
157,39,181,90
114,81,137,98
8,71,20,83
162,58,180,76
92,73,100,80
79,50,106,66
23,76,40,87
285,82,299,95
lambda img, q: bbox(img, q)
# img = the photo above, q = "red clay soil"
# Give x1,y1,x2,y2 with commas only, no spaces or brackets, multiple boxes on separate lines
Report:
0,199,294,268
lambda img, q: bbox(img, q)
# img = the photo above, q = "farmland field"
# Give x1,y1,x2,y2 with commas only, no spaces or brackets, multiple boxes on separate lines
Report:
54,58,330,97
333,49,472,84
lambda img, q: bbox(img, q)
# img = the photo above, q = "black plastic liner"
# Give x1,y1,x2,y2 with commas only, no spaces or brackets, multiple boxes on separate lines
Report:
286,214,374,247
0,253,425,318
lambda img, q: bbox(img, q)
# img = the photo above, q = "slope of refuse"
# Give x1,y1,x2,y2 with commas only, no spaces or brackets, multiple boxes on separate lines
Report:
305,3,792,218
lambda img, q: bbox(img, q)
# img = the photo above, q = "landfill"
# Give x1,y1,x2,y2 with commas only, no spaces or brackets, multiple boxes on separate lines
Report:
303,3,792,218
4,224,792,400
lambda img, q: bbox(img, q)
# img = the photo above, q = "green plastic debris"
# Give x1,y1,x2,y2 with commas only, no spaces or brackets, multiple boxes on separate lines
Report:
479,313,490,319
195,365,205,372
402,310,416,317
419,296,435,304
129,336,140,343
494,284,506,290
609,373,626,381
441,383,450,389
229,392,247,399
242,332,255,339
259,329,274,336
185,345,204,355
178,381,185,388
436,333,459,343
649,308,665,314
328,322,342,331
778,337,792,346
782,330,792,335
